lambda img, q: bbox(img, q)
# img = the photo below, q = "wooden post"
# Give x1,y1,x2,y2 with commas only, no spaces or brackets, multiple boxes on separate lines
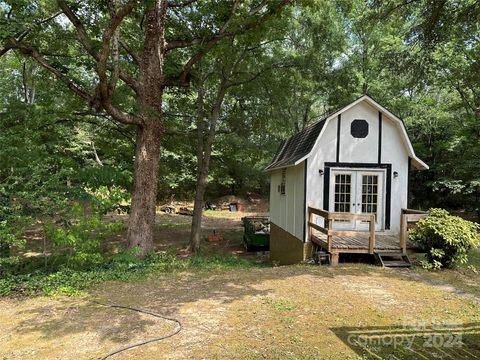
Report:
330,252,339,267
327,218,333,253
369,214,375,254
307,207,312,242
399,211,407,254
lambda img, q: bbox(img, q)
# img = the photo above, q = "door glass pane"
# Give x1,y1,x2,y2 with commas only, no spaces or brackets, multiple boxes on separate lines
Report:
361,175,378,222
334,174,351,213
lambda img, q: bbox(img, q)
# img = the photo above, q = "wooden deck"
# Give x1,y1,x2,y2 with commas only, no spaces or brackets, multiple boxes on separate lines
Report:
307,207,427,266
311,232,413,253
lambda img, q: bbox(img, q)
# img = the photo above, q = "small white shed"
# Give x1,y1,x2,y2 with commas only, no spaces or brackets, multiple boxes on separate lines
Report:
266,95,428,265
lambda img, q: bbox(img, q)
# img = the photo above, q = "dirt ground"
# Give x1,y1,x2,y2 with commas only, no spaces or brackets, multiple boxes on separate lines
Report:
151,210,269,259
1,266,479,359
19,208,267,260
2,211,480,359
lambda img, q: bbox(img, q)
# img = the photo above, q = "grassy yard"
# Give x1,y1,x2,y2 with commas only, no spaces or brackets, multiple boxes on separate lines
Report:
411,248,480,299
1,264,479,359
1,211,479,359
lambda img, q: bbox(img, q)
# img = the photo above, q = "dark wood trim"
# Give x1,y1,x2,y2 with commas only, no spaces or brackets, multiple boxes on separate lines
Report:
336,114,341,163
378,111,382,164
303,159,307,242
323,167,330,211
323,166,331,229
323,162,392,230
385,165,391,230
325,162,391,169
407,157,411,208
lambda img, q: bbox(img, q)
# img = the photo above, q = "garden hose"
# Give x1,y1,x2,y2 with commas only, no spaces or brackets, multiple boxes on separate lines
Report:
92,300,182,359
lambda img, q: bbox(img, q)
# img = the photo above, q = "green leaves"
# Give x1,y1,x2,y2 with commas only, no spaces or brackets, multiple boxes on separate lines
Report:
0,191,29,256
410,208,480,269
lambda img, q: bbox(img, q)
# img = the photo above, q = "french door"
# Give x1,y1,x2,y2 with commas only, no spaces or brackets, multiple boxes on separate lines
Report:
329,169,384,231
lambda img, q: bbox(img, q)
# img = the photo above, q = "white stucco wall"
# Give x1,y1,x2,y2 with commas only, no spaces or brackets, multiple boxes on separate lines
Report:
338,101,379,163
304,100,410,234
381,115,409,233
269,162,305,240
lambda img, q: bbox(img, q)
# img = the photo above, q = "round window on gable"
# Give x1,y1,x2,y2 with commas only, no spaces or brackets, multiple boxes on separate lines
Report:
351,119,369,138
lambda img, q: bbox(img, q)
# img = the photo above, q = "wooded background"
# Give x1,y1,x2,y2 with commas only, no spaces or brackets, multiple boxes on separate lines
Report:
1,0,479,229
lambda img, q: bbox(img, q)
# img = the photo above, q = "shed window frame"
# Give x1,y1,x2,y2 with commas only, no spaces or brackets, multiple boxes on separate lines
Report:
280,168,286,195
351,119,369,138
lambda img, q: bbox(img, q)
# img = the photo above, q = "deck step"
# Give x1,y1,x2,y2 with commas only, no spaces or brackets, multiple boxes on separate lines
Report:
381,260,411,267
376,252,404,257
375,252,411,268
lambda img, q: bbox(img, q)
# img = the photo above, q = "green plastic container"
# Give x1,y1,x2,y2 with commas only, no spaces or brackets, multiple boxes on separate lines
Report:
242,216,270,251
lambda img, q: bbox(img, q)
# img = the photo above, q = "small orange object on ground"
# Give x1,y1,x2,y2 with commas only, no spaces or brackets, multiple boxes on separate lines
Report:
207,234,224,242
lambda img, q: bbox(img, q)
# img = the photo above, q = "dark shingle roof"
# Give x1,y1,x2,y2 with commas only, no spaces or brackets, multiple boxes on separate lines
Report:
265,119,326,171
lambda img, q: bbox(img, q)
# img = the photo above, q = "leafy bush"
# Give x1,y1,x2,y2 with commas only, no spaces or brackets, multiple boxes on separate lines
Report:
410,208,480,269
43,204,124,270
87,186,130,215
0,251,259,296
0,191,29,257
0,186,260,297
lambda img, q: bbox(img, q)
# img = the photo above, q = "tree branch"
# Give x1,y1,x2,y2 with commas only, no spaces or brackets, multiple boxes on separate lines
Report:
166,2,290,51
378,0,423,19
57,0,139,92
7,39,92,102
34,117,136,144
226,69,264,88
119,37,140,64
0,11,63,57
166,0,240,51
165,0,293,87
168,0,198,8
97,0,141,125
17,11,64,42
108,0,121,91
0,46,12,58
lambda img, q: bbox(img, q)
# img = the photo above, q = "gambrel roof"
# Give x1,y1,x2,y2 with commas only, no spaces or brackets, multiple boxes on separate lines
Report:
265,119,326,171
266,95,428,171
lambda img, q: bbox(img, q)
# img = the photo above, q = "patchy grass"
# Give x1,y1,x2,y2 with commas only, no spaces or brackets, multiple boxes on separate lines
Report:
203,209,258,219
204,209,236,218
1,210,268,297
412,248,480,298
1,265,479,359
463,247,480,269
3,213,480,359
261,297,295,312
156,213,192,228
0,248,264,297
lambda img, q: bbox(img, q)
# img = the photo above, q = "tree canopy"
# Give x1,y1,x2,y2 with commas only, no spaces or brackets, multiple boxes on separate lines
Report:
1,0,479,251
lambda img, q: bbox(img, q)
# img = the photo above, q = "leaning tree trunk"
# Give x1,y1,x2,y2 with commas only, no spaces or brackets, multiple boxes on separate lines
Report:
189,85,207,252
127,123,163,257
189,134,216,252
189,160,210,251
188,80,227,252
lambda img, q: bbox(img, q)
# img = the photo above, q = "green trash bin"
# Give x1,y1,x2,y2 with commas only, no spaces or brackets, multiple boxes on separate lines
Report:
242,216,270,251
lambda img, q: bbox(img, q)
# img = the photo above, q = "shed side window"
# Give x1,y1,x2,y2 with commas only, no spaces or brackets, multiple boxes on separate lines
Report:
280,169,286,195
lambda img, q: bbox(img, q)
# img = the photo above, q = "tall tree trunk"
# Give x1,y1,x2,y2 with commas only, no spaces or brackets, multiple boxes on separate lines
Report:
126,0,167,257
127,122,163,257
2,0,292,258
188,79,228,252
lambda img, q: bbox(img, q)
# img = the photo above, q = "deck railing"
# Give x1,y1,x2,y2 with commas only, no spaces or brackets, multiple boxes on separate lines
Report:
307,207,376,254
399,208,427,254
